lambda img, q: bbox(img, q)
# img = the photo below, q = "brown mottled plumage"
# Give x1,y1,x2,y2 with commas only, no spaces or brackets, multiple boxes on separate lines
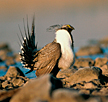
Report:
34,41,61,77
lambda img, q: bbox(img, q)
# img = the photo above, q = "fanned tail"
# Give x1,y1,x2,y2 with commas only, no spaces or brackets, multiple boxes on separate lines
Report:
19,17,38,74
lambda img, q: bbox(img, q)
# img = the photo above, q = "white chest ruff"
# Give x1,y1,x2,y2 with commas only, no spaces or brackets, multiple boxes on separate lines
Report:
55,29,75,69
58,47,75,69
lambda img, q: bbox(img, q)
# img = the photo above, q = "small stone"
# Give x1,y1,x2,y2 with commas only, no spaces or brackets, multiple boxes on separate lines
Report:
99,36,108,47
98,87,108,95
76,45,103,56
5,66,25,78
73,58,94,68
52,89,85,102
71,83,85,89
91,79,102,86
68,67,102,85
0,54,8,61
83,82,98,89
86,97,102,102
7,77,14,81
12,78,24,87
79,89,90,95
0,66,7,71
91,90,99,95
0,43,9,50
95,57,108,67
0,50,6,56
2,80,12,89
17,76,29,82
14,53,21,62
100,64,108,75
6,57,15,66
0,76,6,81
57,68,78,78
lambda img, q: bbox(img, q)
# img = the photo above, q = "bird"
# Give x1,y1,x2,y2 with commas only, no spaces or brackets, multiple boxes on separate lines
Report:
19,18,75,77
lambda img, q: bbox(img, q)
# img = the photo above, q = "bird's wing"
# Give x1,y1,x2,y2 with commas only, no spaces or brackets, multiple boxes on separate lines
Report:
34,41,61,76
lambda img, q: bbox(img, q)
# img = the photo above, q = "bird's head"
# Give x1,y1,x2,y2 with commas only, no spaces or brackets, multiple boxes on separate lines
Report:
61,24,75,34
55,24,75,44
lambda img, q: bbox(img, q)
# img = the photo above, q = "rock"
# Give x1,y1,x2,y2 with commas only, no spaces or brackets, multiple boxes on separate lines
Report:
52,89,87,102
0,43,12,58
85,96,102,102
95,57,108,67
91,79,102,86
1,76,29,90
91,90,100,96
57,68,78,79
0,66,7,71
79,89,90,95
16,76,29,82
2,80,12,89
73,58,94,68
6,56,16,66
0,50,7,60
57,68,78,87
5,66,25,78
71,82,86,89
14,53,21,62
52,88,108,102
68,67,102,85
0,88,21,102
76,45,103,56
0,66,28,90
98,87,108,95
0,43,9,50
12,78,24,87
91,87,108,96
83,82,98,89
71,79,102,90
0,43,13,62
99,36,108,47
0,51,13,61
0,76,6,82
100,64,108,75
0,54,8,61
10,74,63,102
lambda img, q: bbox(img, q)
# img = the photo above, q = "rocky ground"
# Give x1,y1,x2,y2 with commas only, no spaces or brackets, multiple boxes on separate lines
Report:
0,37,108,102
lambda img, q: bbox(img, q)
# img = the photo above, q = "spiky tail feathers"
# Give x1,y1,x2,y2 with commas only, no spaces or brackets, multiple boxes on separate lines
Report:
18,17,38,74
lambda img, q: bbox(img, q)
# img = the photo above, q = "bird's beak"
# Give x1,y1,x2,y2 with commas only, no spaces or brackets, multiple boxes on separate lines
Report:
72,27,75,30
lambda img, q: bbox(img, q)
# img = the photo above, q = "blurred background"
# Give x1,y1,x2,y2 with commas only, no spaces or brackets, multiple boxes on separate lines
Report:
0,0,108,52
